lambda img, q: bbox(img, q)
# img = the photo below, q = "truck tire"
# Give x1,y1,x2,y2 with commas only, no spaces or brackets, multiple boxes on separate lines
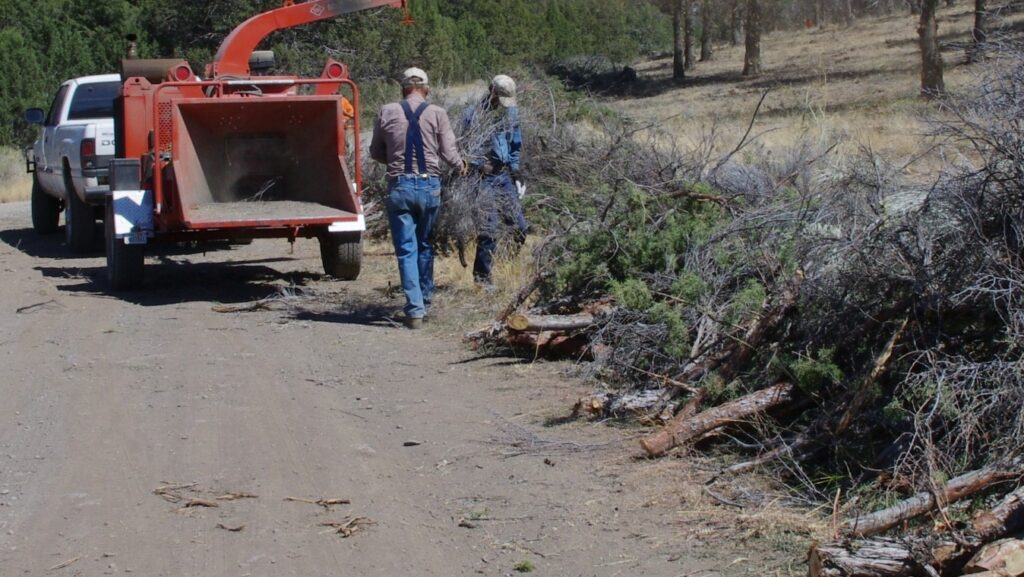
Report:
105,201,144,290
31,176,61,234
319,232,362,280
64,171,96,253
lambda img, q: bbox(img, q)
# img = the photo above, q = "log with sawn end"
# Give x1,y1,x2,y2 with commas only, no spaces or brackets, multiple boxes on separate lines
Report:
973,485,1024,542
808,538,933,577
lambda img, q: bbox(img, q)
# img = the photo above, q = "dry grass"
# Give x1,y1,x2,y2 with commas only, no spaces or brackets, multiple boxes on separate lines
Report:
616,5,1024,172
0,147,31,203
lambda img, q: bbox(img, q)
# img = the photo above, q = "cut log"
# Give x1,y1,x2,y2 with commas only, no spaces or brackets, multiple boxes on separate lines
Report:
974,486,1024,542
964,539,1024,576
845,463,1024,538
506,312,598,333
639,381,796,457
808,538,931,577
507,331,592,359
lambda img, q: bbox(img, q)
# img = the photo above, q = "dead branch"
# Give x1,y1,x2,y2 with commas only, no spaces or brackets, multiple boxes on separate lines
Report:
834,318,910,436
640,381,796,457
845,462,1024,537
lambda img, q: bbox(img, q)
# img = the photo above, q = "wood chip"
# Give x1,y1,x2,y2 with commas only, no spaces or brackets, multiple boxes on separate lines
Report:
216,523,245,532
179,498,219,509
284,496,351,509
403,440,423,447
320,517,374,538
215,492,258,501
47,556,80,571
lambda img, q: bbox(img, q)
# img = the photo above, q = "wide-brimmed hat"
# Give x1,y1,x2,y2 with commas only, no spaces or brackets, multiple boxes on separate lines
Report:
401,67,429,87
490,74,517,107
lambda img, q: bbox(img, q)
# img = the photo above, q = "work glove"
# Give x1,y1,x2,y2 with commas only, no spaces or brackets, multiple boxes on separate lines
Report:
515,180,527,200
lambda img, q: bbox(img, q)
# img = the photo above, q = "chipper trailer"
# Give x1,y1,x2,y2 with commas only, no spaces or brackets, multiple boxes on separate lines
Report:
104,0,411,289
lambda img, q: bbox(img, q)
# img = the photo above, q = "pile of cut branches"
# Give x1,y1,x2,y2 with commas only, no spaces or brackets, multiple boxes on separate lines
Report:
467,50,1024,574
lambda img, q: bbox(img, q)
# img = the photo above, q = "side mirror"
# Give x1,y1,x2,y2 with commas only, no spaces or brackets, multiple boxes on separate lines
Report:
24,108,45,125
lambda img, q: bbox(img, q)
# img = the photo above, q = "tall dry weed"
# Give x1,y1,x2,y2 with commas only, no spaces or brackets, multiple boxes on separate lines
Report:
0,147,31,203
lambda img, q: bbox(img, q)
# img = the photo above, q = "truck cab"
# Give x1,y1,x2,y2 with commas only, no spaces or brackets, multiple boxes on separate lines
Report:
25,74,120,253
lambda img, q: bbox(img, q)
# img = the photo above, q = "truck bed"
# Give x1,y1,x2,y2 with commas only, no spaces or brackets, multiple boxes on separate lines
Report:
186,200,356,225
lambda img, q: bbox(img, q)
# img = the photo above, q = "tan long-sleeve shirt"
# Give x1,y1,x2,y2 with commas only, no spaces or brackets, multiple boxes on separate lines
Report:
369,94,462,178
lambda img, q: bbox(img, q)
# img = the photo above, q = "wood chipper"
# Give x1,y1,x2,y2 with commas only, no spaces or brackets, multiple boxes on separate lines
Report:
104,0,410,289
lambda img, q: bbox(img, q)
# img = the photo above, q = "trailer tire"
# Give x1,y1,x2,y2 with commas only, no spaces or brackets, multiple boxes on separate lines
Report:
31,176,61,234
320,232,362,281
105,201,144,291
64,171,96,253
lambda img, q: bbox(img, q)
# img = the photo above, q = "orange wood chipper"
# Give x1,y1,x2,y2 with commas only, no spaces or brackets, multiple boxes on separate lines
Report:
104,0,410,289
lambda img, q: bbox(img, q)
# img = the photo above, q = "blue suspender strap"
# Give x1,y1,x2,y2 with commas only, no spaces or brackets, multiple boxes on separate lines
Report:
400,100,430,175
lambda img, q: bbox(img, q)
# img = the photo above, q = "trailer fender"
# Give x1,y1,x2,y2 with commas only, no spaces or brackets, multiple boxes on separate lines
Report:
112,189,154,245
328,214,366,233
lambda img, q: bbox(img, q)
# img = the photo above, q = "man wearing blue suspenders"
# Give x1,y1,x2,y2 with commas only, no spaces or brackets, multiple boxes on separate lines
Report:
370,68,466,329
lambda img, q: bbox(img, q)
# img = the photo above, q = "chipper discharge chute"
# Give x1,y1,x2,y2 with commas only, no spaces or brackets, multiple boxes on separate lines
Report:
104,0,410,290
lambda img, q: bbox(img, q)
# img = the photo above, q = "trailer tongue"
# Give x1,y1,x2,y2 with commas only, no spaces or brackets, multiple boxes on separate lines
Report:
107,0,410,290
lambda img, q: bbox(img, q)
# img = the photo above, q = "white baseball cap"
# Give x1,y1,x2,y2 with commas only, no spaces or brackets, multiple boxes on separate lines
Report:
490,74,517,107
401,67,429,87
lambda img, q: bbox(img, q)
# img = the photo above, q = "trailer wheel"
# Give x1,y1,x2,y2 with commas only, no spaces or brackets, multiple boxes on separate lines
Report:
31,176,61,234
319,232,362,280
64,172,96,253
105,201,144,290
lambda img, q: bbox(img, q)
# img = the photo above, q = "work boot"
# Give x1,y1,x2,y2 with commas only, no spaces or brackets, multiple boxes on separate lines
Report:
403,317,424,330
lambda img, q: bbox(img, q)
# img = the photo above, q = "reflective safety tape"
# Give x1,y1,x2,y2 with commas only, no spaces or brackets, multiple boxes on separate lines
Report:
328,214,366,233
113,190,154,244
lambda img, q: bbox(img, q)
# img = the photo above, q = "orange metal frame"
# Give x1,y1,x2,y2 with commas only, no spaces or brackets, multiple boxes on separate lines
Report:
210,0,409,78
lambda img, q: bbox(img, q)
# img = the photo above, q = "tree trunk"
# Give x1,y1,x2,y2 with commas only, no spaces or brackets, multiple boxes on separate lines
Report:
845,463,1023,537
918,0,945,98
639,382,796,457
674,0,686,81
685,0,696,70
841,0,855,26
973,486,1024,542
743,0,762,77
701,0,714,61
808,539,931,577
731,0,744,45
967,0,988,63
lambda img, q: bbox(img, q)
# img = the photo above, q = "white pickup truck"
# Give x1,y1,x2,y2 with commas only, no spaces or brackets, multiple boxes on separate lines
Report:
25,74,120,253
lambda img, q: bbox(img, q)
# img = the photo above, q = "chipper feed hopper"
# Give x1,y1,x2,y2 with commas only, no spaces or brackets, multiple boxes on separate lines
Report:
105,0,410,289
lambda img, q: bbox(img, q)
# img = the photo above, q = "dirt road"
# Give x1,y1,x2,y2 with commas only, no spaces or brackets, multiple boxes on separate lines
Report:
0,201,764,577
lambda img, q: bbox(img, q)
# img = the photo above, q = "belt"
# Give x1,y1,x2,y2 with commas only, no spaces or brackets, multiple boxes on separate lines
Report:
388,173,437,185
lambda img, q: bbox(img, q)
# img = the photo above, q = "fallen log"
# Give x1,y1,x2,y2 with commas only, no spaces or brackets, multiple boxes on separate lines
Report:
845,463,1024,538
974,486,1024,542
808,538,932,577
639,381,796,457
963,538,1024,576
506,312,598,333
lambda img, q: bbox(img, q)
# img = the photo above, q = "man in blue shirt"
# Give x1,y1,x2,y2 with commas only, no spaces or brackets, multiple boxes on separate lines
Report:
465,74,528,288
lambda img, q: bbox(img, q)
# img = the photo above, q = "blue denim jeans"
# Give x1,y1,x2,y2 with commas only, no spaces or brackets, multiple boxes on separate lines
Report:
473,172,528,284
387,175,441,319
